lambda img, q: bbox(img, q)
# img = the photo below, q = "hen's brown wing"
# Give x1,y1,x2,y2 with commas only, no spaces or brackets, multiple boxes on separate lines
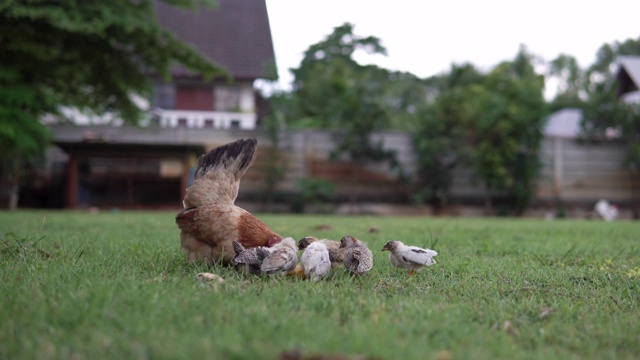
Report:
176,204,280,264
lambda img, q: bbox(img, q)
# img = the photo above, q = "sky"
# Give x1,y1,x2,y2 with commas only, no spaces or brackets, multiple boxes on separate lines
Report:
263,0,640,94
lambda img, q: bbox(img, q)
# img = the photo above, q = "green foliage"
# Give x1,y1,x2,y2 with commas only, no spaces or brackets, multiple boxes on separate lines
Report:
0,67,52,159
580,37,640,217
413,64,483,207
285,23,400,170
290,178,335,213
412,48,546,215
1,211,640,359
547,54,587,111
583,37,640,171
1,0,225,124
467,49,547,214
0,0,225,208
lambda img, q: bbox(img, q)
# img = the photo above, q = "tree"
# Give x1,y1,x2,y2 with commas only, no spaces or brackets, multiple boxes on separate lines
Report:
412,63,483,210
467,47,547,215
412,47,547,215
582,37,640,218
547,54,587,111
0,0,226,208
282,23,402,203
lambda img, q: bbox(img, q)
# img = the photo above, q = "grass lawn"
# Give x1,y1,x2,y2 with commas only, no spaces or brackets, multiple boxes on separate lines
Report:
1,210,639,359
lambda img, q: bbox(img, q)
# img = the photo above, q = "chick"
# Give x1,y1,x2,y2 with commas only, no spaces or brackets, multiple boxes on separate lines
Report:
300,241,331,282
339,235,373,275
298,236,342,268
231,240,271,275
259,237,299,275
381,240,438,275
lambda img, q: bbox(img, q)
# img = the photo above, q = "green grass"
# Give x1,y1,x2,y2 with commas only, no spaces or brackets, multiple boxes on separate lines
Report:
1,210,639,360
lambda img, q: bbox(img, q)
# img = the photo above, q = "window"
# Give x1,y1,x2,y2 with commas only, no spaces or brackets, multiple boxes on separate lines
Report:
153,84,176,109
215,85,242,112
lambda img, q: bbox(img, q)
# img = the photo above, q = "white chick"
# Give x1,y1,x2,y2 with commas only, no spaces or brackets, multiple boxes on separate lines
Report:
300,241,331,282
259,237,298,275
231,240,270,275
381,240,437,275
339,235,373,275
298,236,343,268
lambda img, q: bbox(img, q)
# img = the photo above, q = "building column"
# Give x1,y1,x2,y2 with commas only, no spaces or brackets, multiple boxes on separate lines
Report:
180,152,190,205
66,153,78,208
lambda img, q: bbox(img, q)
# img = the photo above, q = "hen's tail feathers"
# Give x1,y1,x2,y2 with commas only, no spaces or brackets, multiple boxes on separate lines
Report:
195,138,257,181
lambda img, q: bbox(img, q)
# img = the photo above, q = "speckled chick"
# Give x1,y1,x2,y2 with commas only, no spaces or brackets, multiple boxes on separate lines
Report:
298,236,343,268
382,240,437,275
231,240,271,275
339,235,373,275
259,237,299,275
300,241,331,282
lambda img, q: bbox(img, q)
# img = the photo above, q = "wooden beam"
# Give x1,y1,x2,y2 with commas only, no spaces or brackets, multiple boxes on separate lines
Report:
180,152,190,205
66,154,78,208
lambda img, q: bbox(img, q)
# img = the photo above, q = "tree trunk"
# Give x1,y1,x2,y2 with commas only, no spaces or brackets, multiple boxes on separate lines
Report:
8,155,21,210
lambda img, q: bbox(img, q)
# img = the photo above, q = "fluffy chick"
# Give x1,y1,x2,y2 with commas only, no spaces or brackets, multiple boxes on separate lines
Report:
259,237,299,275
298,236,342,268
381,240,438,275
339,235,373,275
300,242,331,282
231,240,271,275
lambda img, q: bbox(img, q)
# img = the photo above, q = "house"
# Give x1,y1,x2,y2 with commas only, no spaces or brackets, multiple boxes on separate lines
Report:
617,55,640,104
46,0,277,209
535,56,640,209
151,0,277,130
543,108,582,139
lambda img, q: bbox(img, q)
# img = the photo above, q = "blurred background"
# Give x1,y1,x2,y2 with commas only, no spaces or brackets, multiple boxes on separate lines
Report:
1,0,638,220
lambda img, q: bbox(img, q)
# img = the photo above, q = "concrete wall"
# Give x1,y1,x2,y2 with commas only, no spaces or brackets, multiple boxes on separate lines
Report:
49,125,636,207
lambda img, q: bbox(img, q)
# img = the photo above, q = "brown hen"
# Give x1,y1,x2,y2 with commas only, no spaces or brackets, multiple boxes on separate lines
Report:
175,138,282,265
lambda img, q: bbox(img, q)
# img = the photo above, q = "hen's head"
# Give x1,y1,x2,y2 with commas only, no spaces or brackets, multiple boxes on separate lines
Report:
268,236,282,247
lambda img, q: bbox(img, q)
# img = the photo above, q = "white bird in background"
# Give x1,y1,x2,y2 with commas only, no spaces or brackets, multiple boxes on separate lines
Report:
259,237,298,275
382,240,438,276
300,241,331,282
595,199,619,221
339,235,373,276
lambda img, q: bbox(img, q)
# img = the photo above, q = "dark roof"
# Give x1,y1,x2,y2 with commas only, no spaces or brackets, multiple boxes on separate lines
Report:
617,56,640,96
154,0,277,81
